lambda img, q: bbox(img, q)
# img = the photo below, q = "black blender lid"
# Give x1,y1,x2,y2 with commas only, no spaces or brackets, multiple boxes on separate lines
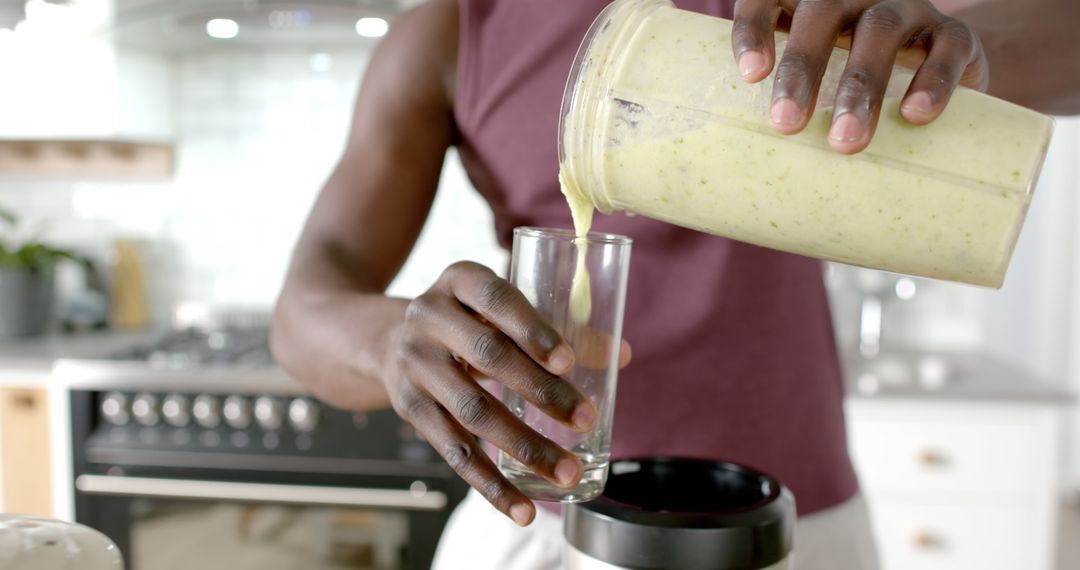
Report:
564,457,795,570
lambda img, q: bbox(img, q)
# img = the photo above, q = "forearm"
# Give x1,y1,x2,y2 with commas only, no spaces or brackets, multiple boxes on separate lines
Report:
958,0,1080,114
272,246,406,412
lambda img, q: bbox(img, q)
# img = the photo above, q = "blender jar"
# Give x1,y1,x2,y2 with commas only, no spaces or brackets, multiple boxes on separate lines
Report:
563,457,795,570
559,0,1055,288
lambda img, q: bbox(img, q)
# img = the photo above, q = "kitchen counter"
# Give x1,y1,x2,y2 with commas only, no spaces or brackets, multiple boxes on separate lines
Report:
0,330,162,386
1,332,1072,403
0,329,301,394
842,350,1075,405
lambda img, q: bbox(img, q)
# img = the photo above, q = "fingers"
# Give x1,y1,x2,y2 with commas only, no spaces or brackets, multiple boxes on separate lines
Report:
900,18,987,125
733,0,782,83
747,1,987,149
770,0,848,135
618,339,632,369
396,393,536,526
416,293,596,431
439,261,575,375
572,327,630,371
828,0,919,154
416,359,585,490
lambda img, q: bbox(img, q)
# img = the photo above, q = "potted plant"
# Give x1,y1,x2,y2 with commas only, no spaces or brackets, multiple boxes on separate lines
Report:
0,208,75,337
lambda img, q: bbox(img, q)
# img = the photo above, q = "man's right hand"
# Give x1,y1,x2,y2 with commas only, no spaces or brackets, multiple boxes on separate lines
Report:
383,261,597,527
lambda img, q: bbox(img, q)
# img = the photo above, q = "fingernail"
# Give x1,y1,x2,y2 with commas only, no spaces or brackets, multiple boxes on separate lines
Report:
510,503,533,527
572,402,596,430
555,457,582,487
901,91,934,117
739,50,766,79
770,97,803,128
829,112,864,143
547,345,574,373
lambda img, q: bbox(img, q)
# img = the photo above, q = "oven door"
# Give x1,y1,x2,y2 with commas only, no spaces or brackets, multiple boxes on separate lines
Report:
75,474,455,570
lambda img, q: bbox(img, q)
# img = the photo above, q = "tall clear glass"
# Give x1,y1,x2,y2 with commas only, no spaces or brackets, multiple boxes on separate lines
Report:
498,227,632,503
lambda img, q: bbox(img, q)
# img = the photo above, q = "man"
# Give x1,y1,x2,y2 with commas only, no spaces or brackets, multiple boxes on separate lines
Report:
272,0,1080,568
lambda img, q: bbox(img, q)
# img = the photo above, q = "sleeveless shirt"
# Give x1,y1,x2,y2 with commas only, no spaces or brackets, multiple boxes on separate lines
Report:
454,0,857,515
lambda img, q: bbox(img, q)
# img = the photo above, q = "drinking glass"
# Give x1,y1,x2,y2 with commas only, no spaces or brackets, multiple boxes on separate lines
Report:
498,227,632,502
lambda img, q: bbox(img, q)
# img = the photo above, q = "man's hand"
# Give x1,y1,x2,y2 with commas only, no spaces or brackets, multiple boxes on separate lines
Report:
732,0,989,154
384,262,597,527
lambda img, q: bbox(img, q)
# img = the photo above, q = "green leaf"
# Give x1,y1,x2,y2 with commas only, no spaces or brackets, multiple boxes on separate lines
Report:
0,243,80,273
0,207,80,274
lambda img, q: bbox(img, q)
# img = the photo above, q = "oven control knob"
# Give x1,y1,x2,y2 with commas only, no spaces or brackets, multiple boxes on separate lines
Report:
254,396,284,431
223,396,253,430
131,393,160,427
161,394,191,427
288,398,319,432
192,394,222,429
101,392,130,426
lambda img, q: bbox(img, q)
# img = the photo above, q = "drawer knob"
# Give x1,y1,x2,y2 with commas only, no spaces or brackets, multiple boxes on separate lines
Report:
913,531,945,550
12,393,37,410
917,450,948,467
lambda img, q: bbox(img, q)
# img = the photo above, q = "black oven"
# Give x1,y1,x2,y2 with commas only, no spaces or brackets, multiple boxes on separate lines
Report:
69,386,467,570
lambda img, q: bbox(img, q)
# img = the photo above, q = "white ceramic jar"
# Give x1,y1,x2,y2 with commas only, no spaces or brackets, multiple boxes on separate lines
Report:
0,515,124,570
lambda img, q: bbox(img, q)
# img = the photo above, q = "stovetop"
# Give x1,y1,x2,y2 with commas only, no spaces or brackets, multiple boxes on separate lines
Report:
109,326,275,369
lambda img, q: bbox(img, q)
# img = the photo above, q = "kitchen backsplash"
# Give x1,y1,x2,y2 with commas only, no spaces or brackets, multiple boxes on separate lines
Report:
0,46,507,324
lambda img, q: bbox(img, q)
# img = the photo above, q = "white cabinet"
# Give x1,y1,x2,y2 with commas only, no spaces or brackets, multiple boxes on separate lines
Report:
847,399,1066,570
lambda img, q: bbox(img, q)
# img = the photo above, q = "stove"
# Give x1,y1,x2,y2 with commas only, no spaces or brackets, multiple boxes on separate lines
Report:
109,326,275,369
63,310,466,570
106,305,277,369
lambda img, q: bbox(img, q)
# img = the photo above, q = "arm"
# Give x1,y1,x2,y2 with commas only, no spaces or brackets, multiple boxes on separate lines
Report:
272,0,594,526
955,0,1080,114
271,0,454,411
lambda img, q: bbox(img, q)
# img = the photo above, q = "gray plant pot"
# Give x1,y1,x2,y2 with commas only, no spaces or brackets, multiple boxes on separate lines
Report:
0,268,54,338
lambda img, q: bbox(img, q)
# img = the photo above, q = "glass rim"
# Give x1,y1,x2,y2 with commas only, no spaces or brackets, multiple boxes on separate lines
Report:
514,226,633,246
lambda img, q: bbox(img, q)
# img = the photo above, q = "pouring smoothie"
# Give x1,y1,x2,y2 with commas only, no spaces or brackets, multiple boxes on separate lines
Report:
558,1,1054,289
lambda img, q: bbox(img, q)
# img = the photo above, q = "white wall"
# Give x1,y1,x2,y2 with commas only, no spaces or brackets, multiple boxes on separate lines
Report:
0,0,125,139
0,43,506,325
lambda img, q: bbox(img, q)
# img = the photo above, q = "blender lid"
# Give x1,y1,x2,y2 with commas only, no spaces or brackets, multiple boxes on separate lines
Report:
564,457,795,570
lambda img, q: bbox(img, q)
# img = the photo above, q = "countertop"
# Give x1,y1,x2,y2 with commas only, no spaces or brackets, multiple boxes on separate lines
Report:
842,350,1075,405
0,329,299,394
0,331,1073,404
0,330,161,386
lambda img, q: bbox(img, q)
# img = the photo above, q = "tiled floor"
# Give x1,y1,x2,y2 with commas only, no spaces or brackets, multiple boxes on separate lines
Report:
1059,500,1080,570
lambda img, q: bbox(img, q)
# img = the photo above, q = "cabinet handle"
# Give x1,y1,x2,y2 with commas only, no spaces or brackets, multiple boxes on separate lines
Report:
12,393,36,410
76,475,447,510
917,449,948,467
913,531,945,550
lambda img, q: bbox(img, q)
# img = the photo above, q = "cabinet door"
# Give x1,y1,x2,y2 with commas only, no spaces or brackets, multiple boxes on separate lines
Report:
849,416,1040,496
0,388,53,517
869,500,1034,570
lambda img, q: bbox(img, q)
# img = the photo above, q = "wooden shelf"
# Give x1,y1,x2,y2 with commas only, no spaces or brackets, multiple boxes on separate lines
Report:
0,139,175,179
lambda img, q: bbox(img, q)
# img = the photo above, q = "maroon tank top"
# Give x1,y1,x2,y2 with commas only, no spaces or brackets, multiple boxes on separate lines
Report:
455,0,857,515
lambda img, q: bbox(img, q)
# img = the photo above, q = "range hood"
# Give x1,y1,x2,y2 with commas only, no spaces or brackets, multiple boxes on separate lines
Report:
108,0,424,55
